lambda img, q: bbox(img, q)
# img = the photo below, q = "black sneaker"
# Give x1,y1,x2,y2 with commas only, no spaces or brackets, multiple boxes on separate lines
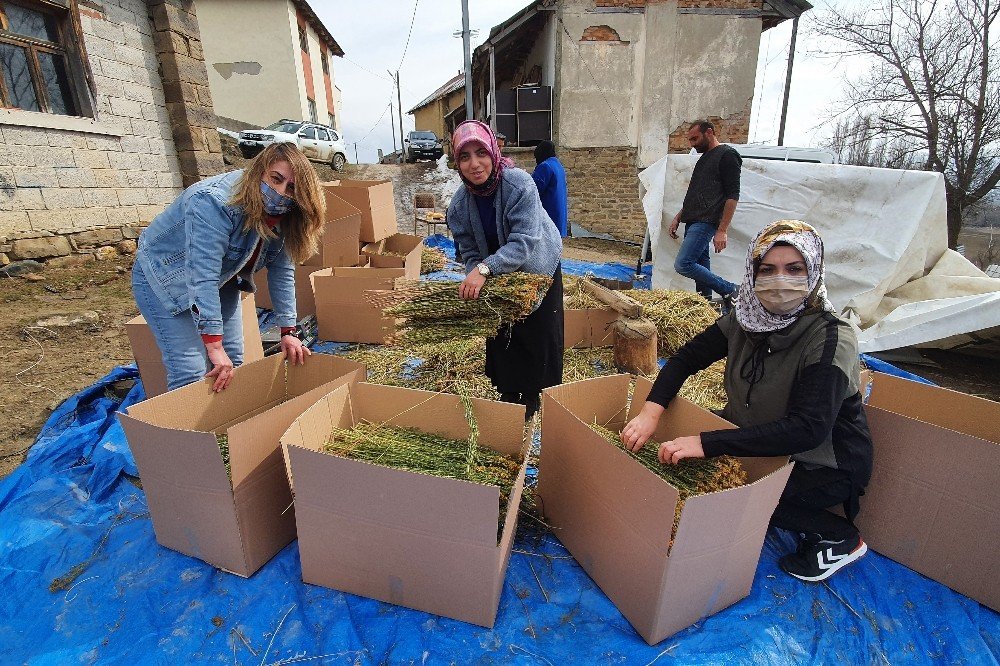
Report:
779,536,868,582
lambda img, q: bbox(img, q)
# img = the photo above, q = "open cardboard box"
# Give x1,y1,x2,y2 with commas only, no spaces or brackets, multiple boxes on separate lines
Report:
125,292,264,398
564,307,619,348
302,187,363,268
311,266,403,343
281,382,528,627
253,265,328,319
362,232,423,280
327,179,397,243
118,353,365,577
537,374,793,644
857,371,1000,611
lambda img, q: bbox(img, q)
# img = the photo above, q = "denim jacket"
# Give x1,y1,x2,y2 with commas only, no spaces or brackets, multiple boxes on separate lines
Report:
135,170,297,336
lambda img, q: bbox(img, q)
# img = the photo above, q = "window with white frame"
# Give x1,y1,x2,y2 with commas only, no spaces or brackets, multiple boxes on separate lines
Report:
306,97,316,123
0,0,90,117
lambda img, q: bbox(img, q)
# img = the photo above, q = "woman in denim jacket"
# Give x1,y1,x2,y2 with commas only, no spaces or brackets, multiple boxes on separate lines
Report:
447,121,564,419
132,143,326,392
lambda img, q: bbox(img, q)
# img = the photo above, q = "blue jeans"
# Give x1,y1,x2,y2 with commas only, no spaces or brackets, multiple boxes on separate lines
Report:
674,221,737,299
132,264,245,391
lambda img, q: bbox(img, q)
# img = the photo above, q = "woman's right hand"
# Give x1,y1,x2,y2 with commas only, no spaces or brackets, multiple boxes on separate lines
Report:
621,401,665,452
205,342,234,392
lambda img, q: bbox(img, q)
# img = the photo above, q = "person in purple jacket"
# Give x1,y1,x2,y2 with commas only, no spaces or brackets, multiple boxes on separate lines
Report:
531,140,568,237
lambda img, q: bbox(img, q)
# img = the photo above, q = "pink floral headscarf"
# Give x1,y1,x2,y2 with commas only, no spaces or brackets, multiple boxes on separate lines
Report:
452,120,514,197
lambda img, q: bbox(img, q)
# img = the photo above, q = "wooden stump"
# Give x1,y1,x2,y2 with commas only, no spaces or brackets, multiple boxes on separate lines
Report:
612,317,658,376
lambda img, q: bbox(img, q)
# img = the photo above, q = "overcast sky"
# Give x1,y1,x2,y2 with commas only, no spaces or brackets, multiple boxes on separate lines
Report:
312,0,869,163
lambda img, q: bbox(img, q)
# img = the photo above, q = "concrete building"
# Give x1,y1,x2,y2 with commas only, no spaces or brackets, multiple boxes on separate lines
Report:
407,71,466,147
453,0,810,241
197,0,344,132
0,0,341,267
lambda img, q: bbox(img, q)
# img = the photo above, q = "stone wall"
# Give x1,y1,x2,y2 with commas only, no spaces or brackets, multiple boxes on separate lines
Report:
504,146,645,242
0,0,223,267
666,99,752,152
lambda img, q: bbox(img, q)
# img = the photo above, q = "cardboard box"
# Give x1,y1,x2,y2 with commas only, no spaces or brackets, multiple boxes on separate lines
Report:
537,374,793,644
303,187,363,268
118,353,366,577
126,292,264,398
362,232,423,280
281,382,528,627
311,266,403,343
857,371,1000,611
329,179,397,243
564,307,619,348
253,265,332,319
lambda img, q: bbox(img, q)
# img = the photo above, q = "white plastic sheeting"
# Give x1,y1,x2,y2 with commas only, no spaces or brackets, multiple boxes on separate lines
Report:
639,155,1000,353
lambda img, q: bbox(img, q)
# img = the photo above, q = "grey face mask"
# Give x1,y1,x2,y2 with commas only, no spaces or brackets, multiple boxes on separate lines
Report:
754,275,810,315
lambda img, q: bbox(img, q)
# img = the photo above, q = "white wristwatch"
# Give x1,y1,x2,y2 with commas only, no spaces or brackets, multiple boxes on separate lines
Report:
477,263,490,277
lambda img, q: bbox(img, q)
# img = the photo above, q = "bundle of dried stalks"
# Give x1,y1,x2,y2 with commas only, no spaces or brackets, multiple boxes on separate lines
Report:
420,246,449,274
367,273,552,344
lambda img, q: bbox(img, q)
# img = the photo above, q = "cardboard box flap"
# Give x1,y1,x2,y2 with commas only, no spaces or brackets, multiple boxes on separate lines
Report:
126,355,286,431
333,179,395,209
539,391,680,552
290,445,503,546
543,375,633,431
332,266,406,279
118,414,247,571
227,358,364,487
323,188,362,226
231,449,296,575
867,371,1000,442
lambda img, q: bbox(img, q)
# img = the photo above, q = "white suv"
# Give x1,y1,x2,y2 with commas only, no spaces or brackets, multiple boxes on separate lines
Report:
239,119,349,171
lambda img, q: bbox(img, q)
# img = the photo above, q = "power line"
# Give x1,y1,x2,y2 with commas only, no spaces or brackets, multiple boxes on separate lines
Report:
397,0,420,72
342,55,395,83
353,102,393,147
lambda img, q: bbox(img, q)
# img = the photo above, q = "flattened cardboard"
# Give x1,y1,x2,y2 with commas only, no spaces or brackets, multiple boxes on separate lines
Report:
311,266,403,343
302,188,363,268
537,375,792,644
329,179,397,242
362,233,423,280
283,382,527,627
564,307,619,348
857,371,1000,611
125,292,263,398
118,353,365,577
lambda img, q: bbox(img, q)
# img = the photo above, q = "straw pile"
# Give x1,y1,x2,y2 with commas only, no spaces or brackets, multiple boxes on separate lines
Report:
622,289,717,356
679,360,727,412
591,422,747,548
367,273,552,344
562,275,604,309
217,434,231,479
420,246,449,274
323,421,522,539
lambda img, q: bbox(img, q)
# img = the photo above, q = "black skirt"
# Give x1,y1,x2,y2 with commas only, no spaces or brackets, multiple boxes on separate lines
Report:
485,265,564,395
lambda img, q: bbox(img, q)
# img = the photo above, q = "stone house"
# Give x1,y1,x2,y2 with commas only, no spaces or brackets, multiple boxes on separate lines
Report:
0,0,340,268
454,0,810,241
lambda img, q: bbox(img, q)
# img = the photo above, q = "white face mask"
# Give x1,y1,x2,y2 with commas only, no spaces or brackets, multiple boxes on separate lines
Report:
754,274,810,315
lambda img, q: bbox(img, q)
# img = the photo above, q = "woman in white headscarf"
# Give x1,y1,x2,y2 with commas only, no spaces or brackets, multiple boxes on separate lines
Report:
621,220,873,583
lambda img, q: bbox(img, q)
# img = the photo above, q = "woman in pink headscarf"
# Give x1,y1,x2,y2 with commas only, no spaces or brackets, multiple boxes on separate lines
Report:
446,121,564,420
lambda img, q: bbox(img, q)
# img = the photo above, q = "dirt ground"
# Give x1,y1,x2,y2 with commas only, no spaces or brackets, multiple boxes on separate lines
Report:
1,155,996,479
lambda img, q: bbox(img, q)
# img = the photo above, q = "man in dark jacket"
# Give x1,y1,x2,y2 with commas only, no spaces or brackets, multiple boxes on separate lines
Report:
668,120,741,305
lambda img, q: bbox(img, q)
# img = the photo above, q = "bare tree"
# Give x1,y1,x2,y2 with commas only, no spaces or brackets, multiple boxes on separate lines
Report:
824,115,922,169
813,0,1000,248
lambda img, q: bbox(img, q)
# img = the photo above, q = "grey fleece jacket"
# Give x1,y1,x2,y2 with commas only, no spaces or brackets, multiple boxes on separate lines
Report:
446,167,562,278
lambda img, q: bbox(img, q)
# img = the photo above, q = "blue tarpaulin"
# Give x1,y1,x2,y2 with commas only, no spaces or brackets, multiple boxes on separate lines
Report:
1,246,997,664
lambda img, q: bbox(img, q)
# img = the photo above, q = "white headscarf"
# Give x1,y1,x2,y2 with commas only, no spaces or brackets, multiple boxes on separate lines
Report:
733,220,835,334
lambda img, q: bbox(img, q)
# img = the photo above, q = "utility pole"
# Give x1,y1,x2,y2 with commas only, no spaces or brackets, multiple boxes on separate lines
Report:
389,99,398,155
777,17,799,147
461,0,473,120
395,71,404,155
354,143,359,163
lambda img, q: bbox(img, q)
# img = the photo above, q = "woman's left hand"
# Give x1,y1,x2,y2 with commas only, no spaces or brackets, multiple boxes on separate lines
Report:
658,435,705,465
281,334,311,365
459,270,487,300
